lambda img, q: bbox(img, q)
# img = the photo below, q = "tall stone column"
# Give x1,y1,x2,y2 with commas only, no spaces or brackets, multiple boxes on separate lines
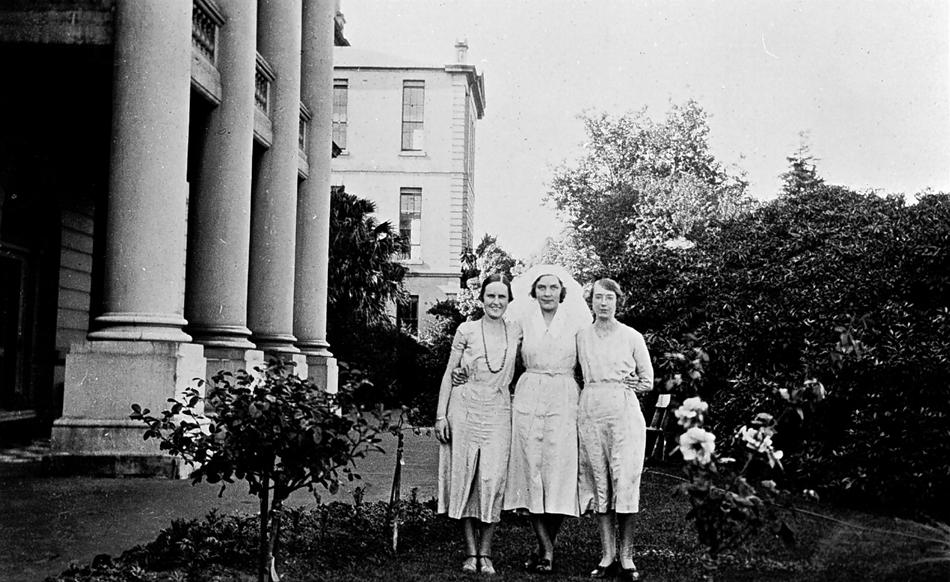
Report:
296,0,338,391
185,0,264,378
89,0,193,343
247,0,307,374
51,0,206,475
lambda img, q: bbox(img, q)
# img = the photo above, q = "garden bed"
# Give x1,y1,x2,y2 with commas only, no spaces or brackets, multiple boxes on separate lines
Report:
47,470,946,582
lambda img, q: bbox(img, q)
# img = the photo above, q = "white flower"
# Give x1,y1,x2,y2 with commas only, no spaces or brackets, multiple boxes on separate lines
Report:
739,425,774,452
663,236,696,250
674,396,708,427
679,427,716,465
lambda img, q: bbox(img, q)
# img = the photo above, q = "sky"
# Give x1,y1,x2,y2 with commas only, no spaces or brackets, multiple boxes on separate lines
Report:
340,0,950,259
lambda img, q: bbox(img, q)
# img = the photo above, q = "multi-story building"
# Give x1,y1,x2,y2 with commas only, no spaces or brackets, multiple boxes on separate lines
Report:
330,41,486,332
0,0,345,474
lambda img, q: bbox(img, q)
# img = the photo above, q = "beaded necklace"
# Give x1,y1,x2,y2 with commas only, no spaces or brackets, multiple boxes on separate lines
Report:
481,318,508,374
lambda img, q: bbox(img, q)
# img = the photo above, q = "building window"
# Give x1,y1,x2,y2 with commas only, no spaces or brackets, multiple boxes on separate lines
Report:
401,80,425,151
332,79,348,151
397,295,420,334
399,188,422,261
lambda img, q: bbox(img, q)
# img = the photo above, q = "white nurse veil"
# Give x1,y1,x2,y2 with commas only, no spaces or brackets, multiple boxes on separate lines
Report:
507,264,592,330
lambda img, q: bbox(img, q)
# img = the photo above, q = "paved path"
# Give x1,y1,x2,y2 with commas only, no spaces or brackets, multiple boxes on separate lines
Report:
0,431,439,582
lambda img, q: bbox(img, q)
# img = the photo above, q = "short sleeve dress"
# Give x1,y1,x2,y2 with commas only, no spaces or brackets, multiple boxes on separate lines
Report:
576,323,654,514
437,318,522,523
504,305,583,516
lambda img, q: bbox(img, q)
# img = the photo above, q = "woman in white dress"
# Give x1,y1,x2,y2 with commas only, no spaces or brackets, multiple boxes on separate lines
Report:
504,265,591,573
576,278,654,581
435,274,521,575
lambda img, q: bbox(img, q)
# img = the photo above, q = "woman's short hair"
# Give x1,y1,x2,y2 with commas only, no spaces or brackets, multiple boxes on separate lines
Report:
529,273,567,303
590,277,624,305
479,273,514,302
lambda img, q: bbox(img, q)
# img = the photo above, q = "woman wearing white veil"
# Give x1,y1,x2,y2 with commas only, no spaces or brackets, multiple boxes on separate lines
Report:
503,264,592,573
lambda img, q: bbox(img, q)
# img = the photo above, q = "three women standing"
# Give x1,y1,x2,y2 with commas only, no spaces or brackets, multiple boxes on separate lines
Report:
435,274,521,575
436,272,653,580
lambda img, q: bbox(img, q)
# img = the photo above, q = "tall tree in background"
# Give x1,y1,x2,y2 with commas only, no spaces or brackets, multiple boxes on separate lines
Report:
473,233,518,282
327,186,407,326
780,135,825,196
546,100,750,271
526,227,604,284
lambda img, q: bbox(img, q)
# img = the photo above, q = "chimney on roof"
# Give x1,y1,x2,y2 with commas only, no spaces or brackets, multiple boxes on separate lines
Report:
455,39,469,64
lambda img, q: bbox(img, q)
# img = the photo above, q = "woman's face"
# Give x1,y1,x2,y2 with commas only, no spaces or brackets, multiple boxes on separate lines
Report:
591,282,617,321
482,281,510,320
534,275,562,314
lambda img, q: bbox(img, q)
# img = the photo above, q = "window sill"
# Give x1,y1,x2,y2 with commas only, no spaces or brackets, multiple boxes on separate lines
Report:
399,151,427,158
398,258,424,265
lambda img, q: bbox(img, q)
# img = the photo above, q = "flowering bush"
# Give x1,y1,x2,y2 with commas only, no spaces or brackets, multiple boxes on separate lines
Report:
674,380,826,579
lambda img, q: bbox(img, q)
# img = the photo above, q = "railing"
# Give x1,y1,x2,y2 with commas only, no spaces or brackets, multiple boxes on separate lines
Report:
192,0,224,64
255,53,276,117
299,103,312,155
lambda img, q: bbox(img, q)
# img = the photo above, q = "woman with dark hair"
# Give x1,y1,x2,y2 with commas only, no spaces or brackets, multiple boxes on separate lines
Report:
435,273,521,575
503,265,591,573
576,278,654,581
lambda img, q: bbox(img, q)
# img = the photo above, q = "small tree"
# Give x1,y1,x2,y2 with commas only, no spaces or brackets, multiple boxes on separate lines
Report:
328,185,408,327
780,135,824,196
473,233,519,281
130,360,389,582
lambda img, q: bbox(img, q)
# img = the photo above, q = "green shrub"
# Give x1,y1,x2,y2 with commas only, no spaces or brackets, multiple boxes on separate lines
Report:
617,188,950,519
130,360,391,582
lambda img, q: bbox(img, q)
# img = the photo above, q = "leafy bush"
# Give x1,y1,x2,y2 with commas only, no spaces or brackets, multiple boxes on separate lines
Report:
616,187,950,519
130,360,391,581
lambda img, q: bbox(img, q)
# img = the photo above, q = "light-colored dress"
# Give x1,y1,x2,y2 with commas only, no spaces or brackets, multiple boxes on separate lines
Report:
577,323,654,514
504,306,583,517
438,319,521,522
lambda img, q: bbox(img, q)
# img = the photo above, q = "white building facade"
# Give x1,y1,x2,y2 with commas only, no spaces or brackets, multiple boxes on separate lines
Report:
330,43,485,332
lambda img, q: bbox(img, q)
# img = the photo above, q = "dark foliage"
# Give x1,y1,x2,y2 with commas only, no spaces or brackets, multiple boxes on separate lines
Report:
615,185,950,519
327,185,408,327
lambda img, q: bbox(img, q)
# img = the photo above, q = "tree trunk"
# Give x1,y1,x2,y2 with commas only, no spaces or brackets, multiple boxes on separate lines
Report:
266,499,284,581
389,430,405,553
258,472,270,582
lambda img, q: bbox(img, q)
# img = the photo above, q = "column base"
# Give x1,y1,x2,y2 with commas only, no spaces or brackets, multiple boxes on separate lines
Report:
297,339,333,358
305,354,338,393
189,324,257,349
89,312,192,342
50,340,206,477
252,332,301,355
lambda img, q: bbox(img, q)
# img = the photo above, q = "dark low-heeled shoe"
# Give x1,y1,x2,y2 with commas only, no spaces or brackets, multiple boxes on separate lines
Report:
523,552,540,572
619,564,640,581
590,560,618,579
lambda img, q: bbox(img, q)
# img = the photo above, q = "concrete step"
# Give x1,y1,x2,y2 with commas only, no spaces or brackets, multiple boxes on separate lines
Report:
0,438,50,477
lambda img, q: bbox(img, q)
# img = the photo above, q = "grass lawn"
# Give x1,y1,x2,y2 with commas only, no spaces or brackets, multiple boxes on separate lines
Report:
53,468,948,582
